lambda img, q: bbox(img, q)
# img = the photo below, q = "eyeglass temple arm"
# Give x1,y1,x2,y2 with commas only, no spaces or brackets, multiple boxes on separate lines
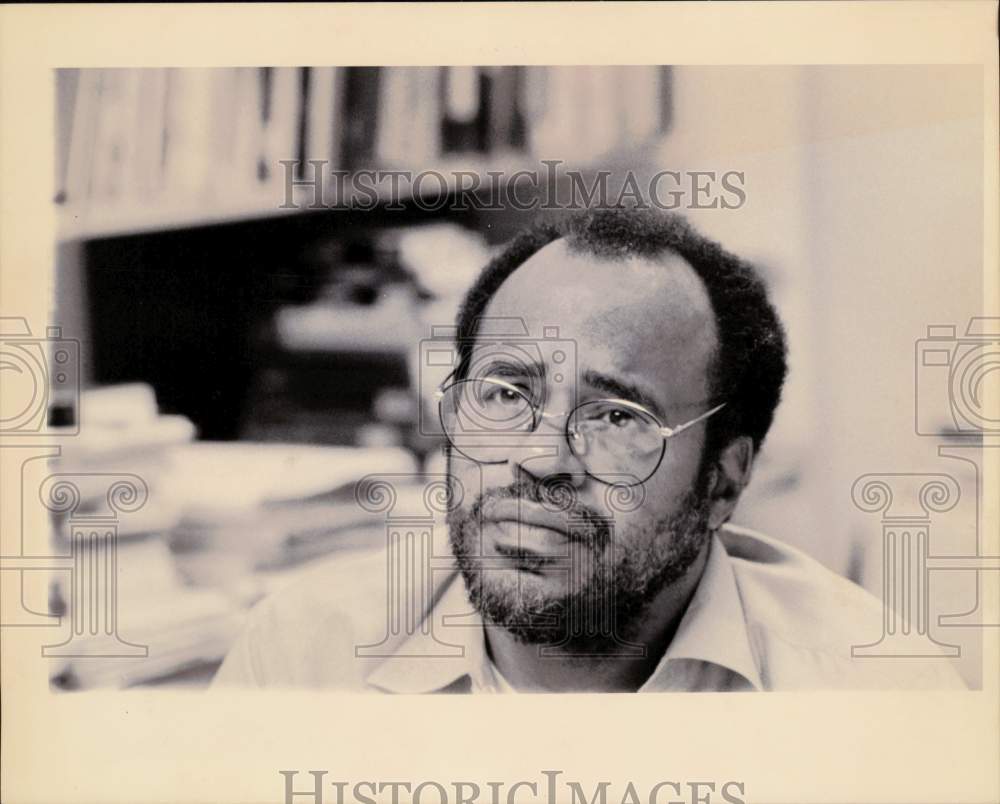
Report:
434,382,726,437
658,402,727,438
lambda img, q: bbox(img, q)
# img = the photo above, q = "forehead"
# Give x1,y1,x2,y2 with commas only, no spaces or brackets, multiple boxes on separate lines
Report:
478,238,718,403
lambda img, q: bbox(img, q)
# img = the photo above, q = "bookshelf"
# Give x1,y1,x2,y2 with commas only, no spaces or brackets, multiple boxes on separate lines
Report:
56,66,672,242
56,65,674,447
57,153,536,241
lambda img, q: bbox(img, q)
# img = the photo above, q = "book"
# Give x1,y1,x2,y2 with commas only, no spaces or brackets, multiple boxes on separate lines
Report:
204,69,242,194
54,70,80,204
441,66,484,154
162,68,215,196
528,65,578,159
580,65,619,160
340,67,381,170
408,67,443,164
306,67,341,174
617,66,660,146
91,69,138,202
260,67,300,187
376,67,442,167
63,68,102,205
229,67,264,190
658,65,674,134
487,66,526,151
130,68,170,199
375,67,412,165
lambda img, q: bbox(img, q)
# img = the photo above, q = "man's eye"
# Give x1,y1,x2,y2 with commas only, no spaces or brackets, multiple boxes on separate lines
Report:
606,408,636,427
584,406,637,427
480,383,527,405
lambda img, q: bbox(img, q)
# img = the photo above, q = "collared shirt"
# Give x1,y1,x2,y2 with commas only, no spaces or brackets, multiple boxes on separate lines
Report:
213,525,966,692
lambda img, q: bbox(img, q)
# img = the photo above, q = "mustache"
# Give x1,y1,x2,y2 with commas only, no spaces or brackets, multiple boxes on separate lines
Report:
468,480,611,547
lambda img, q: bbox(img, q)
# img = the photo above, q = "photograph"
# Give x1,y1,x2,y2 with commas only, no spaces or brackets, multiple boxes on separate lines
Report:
1,5,996,804
28,62,986,694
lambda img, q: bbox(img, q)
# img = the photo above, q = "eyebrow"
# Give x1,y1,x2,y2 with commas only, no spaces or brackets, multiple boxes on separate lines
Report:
466,358,668,420
475,358,538,378
581,369,666,420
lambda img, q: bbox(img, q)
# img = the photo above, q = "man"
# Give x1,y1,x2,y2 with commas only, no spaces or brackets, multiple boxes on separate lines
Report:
215,207,964,692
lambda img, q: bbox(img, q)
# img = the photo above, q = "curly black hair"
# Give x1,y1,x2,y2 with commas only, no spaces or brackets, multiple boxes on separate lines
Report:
454,207,788,462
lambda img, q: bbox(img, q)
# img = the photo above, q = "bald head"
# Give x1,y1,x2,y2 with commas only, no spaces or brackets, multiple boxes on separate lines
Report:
483,238,719,412
454,208,788,460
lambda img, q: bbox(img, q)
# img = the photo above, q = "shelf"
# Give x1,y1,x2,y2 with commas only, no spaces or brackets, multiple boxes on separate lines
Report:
56,66,671,242
55,156,522,241
54,152,647,242
57,186,314,241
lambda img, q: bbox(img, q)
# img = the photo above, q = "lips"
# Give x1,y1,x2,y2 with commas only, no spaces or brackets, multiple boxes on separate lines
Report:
480,498,573,537
492,542,558,574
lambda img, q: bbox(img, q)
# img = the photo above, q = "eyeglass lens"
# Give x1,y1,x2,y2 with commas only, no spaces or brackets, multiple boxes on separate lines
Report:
440,379,665,483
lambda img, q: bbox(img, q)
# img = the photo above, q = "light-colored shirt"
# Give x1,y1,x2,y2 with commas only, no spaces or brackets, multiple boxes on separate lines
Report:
213,524,966,692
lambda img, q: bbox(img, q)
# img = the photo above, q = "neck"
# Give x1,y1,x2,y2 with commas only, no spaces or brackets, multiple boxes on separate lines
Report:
484,538,712,692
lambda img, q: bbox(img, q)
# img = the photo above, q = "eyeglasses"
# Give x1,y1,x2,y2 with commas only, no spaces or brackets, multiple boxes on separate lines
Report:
436,377,726,487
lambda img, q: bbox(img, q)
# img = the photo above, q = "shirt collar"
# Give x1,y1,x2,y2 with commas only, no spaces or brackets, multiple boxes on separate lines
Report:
365,531,762,693
365,564,491,694
643,532,763,691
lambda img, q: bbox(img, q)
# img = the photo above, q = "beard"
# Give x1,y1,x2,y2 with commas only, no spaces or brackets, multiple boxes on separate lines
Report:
446,470,713,654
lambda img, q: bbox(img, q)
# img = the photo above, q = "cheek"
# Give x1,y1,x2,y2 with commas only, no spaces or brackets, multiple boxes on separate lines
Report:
600,501,668,563
649,429,705,497
446,453,508,501
602,448,703,540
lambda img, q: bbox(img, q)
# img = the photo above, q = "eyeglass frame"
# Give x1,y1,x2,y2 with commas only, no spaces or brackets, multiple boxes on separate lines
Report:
434,375,727,487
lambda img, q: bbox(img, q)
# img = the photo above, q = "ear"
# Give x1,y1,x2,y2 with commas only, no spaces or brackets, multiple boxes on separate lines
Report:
705,436,754,531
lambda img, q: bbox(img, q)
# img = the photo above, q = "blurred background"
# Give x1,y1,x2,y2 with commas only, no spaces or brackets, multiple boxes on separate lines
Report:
39,65,986,689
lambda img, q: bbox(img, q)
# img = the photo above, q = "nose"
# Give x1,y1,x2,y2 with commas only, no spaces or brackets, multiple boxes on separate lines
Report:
509,416,588,489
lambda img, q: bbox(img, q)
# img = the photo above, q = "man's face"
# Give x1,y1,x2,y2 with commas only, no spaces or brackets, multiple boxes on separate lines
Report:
445,239,720,646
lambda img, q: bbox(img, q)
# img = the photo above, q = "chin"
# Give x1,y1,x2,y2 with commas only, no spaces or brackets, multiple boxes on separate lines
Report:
456,564,565,640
